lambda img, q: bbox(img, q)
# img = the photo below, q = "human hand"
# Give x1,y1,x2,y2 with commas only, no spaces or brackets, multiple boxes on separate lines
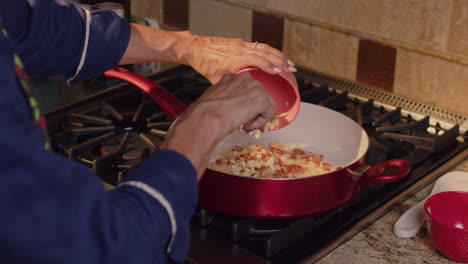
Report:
120,25,295,84
160,73,275,179
187,35,297,84
194,72,276,133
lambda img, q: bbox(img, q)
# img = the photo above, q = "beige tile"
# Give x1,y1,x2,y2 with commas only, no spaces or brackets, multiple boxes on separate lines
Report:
394,49,440,105
447,0,468,58
437,60,468,115
189,0,219,36
222,0,452,52
268,0,325,21
394,49,468,115
283,19,319,69
284,20,358,80
189,0,252,40
320,0,452,51
322,0,387,37
218,3,252,40
318,27,359,80
380,0,452,51
227,0,268,8
131,0,163,22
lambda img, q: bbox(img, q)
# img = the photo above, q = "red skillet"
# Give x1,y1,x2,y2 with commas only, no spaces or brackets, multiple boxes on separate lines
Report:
105,67,411,219
201,102,411,218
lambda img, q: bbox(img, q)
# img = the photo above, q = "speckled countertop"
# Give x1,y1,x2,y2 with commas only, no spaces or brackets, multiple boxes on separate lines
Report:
305,157,468,264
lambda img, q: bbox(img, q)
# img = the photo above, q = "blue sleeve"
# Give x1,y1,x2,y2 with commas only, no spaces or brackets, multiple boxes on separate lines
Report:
0,0,130,81
0,86,197,262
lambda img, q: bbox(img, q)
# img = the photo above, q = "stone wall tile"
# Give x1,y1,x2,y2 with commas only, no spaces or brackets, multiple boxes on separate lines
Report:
437,60,468,114
163,0,189,30
394,49,439,104
380,0,452,51
284,20,358,80
268,0,325,21
447,0,468,58
283,20,320,71
394,49,468,115
286,0,453,52
356,40,397,91
189,0,252,40
132,0,163,22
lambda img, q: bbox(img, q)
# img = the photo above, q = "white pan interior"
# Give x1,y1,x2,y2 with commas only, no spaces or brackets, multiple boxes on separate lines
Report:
212,102,369,167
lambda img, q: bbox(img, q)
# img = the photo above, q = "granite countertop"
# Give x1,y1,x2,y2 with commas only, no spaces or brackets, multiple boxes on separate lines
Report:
309,157,468,264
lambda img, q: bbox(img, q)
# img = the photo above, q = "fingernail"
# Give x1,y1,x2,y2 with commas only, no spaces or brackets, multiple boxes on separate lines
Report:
273,67,282,73
289,66,297,72
287,60,295,66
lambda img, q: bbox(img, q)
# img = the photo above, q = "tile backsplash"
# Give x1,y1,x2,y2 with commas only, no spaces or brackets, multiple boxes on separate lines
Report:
251,11,284,51
132,0,468,115
189,0,252,39
356,40,396,92
284,20,358,81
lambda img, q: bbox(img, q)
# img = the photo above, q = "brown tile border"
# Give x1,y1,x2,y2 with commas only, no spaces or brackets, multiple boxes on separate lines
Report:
356,39,396,91
252,11,284,51
163,0,189,30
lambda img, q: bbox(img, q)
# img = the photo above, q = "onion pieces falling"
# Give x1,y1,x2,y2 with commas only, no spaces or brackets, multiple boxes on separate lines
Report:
240,112,288,140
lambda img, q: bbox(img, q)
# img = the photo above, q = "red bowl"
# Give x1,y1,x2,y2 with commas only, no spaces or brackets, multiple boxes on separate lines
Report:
236,67,300,130
424,191,468,263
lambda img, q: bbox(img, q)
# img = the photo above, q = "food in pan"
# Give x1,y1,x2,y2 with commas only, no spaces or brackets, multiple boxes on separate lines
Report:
209,143,341,178
264,112,288,131
240,113,287,138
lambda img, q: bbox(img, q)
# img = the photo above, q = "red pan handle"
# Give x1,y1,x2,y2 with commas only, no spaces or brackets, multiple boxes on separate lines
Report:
104,67,187,120
358,159,411,185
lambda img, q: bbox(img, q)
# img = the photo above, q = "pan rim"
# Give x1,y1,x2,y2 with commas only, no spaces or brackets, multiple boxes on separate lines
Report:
206,103,370,181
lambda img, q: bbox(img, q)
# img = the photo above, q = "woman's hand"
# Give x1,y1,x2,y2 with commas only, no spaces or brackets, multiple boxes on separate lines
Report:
120,24,296,84
193,72,276,134
187,35,297,84
160,73,275,179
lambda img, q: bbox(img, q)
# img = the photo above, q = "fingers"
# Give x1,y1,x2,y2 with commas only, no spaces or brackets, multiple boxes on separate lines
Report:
189,35,297,84
220,73,275,131
252,42,288,64
243,116,275,132
187,72,277,138
237,74,276,131
246,41,297,74
240,53,287,76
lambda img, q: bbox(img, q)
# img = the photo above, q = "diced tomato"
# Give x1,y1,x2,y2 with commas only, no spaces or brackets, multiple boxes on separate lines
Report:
285,164,303,174
232,146,244,152
292,148,305,155
269,147,285,155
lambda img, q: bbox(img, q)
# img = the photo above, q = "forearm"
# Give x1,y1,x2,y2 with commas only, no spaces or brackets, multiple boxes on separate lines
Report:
119,23,194,65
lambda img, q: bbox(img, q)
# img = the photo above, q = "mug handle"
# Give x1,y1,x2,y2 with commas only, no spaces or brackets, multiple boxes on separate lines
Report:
358,159,411,185
104,67,186,120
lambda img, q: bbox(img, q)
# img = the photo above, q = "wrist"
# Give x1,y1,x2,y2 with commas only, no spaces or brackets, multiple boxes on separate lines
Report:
173,30,197,66
160,103,226,179
120,24,196,65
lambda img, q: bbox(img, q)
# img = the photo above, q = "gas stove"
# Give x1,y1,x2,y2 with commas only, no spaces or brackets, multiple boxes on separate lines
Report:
45,65,468,264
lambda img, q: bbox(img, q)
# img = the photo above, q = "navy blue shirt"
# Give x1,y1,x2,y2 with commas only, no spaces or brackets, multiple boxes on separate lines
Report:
0,1,197,263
